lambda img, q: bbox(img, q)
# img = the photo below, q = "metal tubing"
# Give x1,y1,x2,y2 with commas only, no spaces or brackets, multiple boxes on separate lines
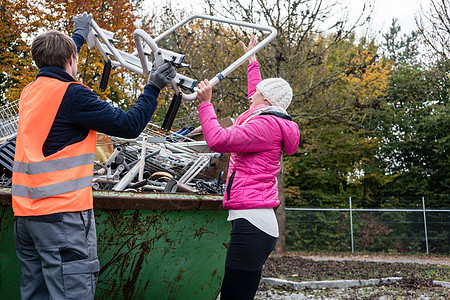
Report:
139,135,147,181
88,14,276,100
142,184,165,191
113,164,125,178
161,93,182,132
89,20,144,74
128,179,148,189
153,14,277,100
92,177,119,184
127,149,161,169
100,60,112,91
92,182,100,190
105,146,123,166
349,197,354,253
113,162,141,191
178,155,211,184
133,29,162,75
422,197,429,255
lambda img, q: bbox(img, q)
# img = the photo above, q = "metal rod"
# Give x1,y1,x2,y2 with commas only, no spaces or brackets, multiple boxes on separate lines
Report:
88,14,277,101
350,197,354,253
89,20,144,74
139,135,147,181
104,146,123,166
142,184,165,191
422,196,429,255
161,92,182,132
154,14,277,100
178,155,211,184
92,177,119,184
285,208,450,212
112,163,141,191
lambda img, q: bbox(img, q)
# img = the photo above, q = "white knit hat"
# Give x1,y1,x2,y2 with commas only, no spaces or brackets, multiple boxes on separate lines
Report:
256,78,293,110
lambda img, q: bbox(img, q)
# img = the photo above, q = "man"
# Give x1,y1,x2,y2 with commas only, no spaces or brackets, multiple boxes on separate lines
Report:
11,13,175,299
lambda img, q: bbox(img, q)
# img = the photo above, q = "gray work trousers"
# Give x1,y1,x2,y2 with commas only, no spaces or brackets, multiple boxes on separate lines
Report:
14,209,100,300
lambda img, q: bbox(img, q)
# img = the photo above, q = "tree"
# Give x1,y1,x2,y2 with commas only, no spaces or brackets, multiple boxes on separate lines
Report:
0,0,45,103
373,20,450,198
382,18,419,63
0,0,146,108
284,33,392,207
416,0,450,60
46,0,145,107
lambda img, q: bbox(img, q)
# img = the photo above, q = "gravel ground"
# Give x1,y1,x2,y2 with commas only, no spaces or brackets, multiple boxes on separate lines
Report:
256,253,450,299
256,284,450,300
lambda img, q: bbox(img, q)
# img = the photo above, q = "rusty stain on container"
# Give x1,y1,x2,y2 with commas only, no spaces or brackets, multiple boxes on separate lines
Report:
0,187,230,299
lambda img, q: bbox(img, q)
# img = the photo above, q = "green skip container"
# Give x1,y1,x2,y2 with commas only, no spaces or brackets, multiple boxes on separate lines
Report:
0,187,230,299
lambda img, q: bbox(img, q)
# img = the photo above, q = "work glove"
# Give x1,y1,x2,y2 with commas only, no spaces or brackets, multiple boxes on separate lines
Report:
148,62,176,90
73,12,92,40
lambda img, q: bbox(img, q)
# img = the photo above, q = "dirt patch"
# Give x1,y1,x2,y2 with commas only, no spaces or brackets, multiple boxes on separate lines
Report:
260,252,450,298
262,254,450,282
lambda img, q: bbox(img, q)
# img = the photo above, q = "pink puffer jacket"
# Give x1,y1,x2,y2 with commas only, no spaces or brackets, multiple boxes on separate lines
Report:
198,61,300,209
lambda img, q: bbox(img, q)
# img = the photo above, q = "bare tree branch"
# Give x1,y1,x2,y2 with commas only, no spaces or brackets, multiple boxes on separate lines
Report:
415,0,450,59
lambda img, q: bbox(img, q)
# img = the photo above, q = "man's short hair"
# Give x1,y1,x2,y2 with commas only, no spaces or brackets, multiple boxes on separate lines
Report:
31,30,77,70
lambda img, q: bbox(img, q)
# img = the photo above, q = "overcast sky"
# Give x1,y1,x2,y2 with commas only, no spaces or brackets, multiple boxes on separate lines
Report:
143,0,427,37
346,0,425,35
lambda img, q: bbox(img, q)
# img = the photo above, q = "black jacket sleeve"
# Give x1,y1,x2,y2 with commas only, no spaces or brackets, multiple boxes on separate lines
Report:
62,83,160,138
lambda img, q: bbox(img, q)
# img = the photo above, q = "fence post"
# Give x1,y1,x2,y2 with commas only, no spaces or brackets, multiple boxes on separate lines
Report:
422,196,429,255
350,196,354,253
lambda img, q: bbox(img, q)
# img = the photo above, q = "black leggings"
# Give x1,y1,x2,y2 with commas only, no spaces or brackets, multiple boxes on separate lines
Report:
220,218,277,300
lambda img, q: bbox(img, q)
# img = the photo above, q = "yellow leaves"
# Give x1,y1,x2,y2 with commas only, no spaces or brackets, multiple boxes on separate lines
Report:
0,0,142,105
340,50,393,105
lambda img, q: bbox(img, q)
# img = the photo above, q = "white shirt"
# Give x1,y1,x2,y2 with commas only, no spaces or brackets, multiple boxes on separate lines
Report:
227,208,279,238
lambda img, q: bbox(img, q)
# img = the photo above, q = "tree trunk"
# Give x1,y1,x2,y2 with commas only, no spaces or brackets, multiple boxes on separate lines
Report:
274,158,286,255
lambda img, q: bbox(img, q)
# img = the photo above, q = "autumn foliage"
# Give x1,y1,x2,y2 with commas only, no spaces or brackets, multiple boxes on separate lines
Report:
1,0,448,205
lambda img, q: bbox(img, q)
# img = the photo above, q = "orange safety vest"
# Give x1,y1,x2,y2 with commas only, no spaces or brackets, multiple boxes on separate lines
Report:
12,77,97,216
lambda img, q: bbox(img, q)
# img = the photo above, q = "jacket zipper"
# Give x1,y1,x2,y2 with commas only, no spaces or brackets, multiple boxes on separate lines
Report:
226,170,236,201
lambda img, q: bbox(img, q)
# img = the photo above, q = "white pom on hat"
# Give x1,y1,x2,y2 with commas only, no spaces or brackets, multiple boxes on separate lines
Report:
256,78,293,110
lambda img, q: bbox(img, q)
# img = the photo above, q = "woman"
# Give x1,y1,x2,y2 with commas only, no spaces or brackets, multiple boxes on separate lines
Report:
196,35,300,299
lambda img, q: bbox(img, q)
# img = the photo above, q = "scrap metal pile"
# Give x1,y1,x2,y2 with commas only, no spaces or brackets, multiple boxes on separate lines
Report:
91,124,226,194
0,100,226,194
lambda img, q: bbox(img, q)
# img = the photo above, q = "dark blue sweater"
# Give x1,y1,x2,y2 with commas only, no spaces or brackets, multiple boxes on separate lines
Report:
40,34,160,156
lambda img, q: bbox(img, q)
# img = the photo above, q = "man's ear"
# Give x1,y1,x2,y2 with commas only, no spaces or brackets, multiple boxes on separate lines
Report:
68,55,75,67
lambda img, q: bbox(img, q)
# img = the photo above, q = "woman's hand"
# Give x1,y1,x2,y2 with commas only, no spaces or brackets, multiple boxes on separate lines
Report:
197,79,212,104
239,33,257,63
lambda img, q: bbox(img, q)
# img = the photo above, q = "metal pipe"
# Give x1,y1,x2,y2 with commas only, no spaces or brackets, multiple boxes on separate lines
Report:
139,135,147,181
422,197,429,255
142,184,165,191
157,14,277,101
105,146,123,166
92,177,119,184
112,163,140,191
88,14,277,101
349,197,354,253
178,155,212,184
127,149,161,169
89,20,144,74
285,208,450,212
113,164,125,179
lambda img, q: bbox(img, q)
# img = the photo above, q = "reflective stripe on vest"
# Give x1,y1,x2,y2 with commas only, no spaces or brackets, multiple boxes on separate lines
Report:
12,175,93,199
13,153,95,175
12,77,96,216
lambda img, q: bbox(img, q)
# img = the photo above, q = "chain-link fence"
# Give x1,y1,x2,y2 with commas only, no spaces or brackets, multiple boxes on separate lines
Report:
286,197,450,255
